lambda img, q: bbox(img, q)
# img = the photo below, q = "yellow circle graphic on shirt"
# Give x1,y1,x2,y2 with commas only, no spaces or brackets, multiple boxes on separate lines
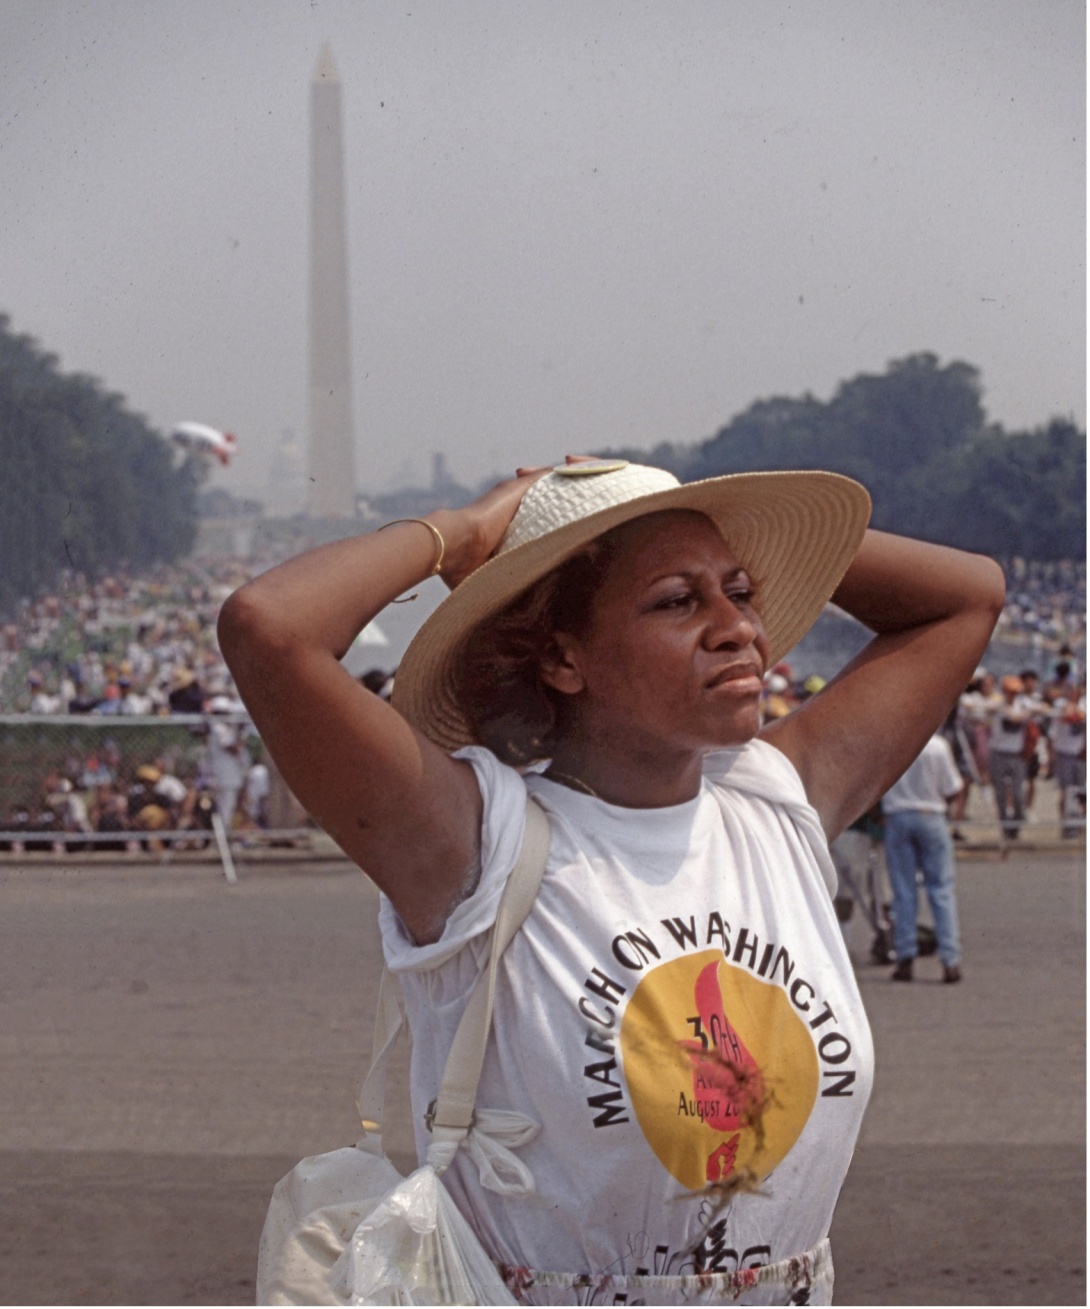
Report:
620,949,818,1191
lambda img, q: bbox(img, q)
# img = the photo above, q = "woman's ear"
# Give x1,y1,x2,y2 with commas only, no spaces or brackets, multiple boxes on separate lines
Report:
539,633,586,696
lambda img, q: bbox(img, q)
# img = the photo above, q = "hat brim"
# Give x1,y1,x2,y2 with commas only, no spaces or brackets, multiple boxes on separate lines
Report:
393,469,871,752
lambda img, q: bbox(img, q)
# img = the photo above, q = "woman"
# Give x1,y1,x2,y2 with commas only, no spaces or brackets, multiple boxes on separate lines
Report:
220,458,1003,1304
958,668,1001,789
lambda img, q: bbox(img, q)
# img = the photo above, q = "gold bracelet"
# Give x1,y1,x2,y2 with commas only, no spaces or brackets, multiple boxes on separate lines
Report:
379,517,446,577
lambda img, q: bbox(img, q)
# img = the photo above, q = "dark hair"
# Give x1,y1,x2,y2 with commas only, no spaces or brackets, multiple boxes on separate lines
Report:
451,537,620,765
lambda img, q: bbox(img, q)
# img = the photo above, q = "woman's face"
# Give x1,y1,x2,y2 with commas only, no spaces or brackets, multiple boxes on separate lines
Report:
545,510,771,757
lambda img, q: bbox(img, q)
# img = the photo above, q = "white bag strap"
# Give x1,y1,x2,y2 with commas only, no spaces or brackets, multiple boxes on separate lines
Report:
428,795,550,1140
355,795,550,1153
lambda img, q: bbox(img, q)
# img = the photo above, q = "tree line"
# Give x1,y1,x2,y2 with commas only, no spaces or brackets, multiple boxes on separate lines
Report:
1,324,1082,622
0,316,200,617
604,353,1084,561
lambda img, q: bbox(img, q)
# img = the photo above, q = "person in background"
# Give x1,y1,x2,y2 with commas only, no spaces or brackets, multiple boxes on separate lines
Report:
59,663,80,712
65,663,100,714
93,682,123,715
829,802,893,964
800,673,826,701
27,670,62,714
202,697,248,828
987,674,1030,838
127,765,173,827
89,783,129,853
118,676,154,716
882,732,966,983
1017,669,1048,812
168,668,204,714
760,670,794,723
1043,659,1077,707
940,699,978,839
44,776,91,852
151,759,191,823
244,754,271,830
1048,686,1087,838
959,669,999,789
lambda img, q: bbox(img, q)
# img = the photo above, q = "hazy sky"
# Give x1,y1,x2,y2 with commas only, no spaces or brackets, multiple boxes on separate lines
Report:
2,0,1084,503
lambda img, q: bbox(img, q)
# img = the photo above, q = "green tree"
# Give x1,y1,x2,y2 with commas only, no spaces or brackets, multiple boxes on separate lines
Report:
669,354,1081,558
0,315,200,614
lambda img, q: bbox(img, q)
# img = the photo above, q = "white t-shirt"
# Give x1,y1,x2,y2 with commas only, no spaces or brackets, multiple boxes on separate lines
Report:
988,698,1029,754
379,739,873,1304
204,720,247,787
881,735,964,814
1050,699,1087,758
245,762,271,805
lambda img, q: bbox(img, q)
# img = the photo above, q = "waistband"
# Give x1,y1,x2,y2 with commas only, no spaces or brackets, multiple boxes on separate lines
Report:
500,1236,832,1304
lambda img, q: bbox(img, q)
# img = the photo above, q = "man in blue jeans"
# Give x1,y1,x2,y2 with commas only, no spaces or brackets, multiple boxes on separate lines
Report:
882,732,966,983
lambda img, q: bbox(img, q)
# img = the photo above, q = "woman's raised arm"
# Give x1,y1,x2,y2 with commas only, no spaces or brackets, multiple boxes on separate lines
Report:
217,470,545,944
762,530,1005,839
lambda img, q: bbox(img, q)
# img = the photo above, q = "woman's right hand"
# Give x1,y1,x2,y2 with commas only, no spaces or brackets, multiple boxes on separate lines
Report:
217,453,598,945
431,467,548,588
435,455,603,588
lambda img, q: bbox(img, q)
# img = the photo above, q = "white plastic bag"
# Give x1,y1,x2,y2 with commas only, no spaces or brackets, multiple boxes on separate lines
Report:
258,1142,404,1306
257,1134,523,1306
333,1164,516,1305
258,800,549,1304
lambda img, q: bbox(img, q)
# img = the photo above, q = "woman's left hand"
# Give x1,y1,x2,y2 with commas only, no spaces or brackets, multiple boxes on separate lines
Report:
762,530,1006,840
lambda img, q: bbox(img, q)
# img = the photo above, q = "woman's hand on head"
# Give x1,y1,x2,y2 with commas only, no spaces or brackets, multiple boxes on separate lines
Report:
436,457,597,588
436,468,548,588
216,451,607,944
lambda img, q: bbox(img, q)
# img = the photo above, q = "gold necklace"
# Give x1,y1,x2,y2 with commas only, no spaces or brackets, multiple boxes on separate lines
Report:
544,767,600,799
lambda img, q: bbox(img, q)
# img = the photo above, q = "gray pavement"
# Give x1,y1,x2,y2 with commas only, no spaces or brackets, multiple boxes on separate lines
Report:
0,843,1083,1305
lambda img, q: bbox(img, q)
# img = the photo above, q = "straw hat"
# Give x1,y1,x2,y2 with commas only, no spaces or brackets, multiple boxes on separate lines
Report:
393,460,871,751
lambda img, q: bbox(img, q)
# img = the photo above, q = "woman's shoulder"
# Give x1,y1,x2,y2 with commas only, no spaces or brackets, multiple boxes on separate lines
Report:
379,745,530,971
706,739,838,896
703,737,810,808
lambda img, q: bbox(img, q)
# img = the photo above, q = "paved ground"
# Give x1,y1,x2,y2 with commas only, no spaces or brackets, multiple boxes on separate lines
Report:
0,841,1083,1305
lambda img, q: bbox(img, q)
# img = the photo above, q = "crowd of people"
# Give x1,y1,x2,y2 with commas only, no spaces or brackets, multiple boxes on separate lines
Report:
760,651,1086,834
0,560,255,717
0,720,273,854
1,553,1084,717
0,553,1083,857
950,655,1087,837
823,648,1085,986
999,557,1085,647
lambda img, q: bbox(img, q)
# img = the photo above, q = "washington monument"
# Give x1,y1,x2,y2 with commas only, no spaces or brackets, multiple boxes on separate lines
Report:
307,44,357,518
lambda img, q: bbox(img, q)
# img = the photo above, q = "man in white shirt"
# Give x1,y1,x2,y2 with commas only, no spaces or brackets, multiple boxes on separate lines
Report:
1049,694,1086,838
244,759,271,828
988,674,1030,838
202,701,248,829
882,733,966,983
27,670,61,714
